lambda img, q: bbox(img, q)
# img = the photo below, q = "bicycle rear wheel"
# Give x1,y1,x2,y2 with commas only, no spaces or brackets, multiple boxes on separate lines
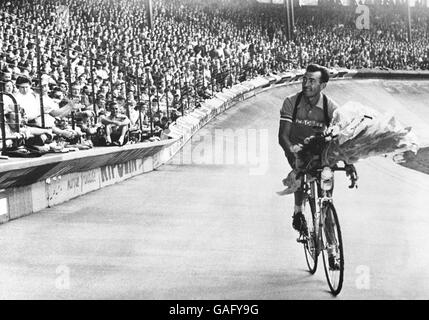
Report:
321,202,344,296
302,194,318,274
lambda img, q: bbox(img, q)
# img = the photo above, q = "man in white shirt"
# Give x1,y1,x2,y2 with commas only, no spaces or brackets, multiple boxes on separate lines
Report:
14,76,40,122
100,101,130,146
14,76,80,141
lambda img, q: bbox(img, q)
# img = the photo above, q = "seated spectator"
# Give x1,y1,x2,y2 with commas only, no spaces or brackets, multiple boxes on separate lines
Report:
69,82,97,137
95,94,107,116
14,75,81,147
1,70,13,84
2,79,21,135
169,108,181,123
1,80,25,151
42,81,88,146
99,101,130,146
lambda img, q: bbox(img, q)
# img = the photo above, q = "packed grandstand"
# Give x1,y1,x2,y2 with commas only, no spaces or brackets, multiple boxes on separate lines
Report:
0,0,428,156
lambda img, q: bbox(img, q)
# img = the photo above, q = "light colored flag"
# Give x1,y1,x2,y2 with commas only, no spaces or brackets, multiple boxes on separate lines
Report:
56,5,70,31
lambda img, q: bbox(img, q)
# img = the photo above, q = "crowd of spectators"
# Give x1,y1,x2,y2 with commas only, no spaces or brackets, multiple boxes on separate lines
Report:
0,0,429,156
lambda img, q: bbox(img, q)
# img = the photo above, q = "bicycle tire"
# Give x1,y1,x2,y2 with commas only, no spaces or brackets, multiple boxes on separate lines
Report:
321,202,344,296
303,192,318,274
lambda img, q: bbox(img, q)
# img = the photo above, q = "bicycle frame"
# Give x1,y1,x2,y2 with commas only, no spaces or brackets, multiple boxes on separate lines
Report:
301,161,353,247
301,170,330,256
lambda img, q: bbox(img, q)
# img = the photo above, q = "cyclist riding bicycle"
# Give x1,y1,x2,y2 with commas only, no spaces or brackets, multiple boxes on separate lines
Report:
278,64,339,234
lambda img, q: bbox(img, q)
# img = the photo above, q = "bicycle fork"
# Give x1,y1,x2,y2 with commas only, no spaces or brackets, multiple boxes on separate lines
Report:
313,181,336,256
318,197,339,261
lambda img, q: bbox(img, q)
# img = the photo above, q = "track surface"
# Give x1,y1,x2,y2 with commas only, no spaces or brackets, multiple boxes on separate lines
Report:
1,79,429,299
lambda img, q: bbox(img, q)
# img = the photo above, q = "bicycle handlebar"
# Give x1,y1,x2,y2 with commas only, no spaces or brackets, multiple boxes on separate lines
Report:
332,162,359,189
297,131,359,189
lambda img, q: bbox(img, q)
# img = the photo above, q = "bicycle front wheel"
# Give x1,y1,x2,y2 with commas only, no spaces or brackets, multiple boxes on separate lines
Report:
303,194,318,274
321,202,344,296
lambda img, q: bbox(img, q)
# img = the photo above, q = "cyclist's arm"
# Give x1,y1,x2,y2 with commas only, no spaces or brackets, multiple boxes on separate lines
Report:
279,119,300,168
278,119,293,154
279,97,301,159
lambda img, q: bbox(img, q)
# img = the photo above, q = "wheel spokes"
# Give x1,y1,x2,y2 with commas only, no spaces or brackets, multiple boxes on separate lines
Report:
321,204,344,295
302,197,318,274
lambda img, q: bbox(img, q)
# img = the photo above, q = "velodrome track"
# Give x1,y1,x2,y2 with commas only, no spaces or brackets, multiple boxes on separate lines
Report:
0,79,429,299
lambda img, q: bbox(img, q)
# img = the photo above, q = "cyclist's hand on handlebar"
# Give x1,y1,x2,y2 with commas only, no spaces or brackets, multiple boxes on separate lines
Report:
345,164,356,175
290,144,303,153
344,164,358,188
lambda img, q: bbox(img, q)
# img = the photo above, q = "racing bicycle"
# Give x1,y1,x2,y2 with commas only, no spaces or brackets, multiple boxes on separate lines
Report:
295,132,358,296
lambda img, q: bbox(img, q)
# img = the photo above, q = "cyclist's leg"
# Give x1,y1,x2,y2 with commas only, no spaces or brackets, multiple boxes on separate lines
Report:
292,174,308,232
285,151,307,233
323,201,338,263
324,183,336,245
294,190,304,210
291,153,302,209
324,209,337,247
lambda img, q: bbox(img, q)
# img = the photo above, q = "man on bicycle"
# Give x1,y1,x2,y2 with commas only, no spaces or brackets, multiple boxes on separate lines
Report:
278,64,339,234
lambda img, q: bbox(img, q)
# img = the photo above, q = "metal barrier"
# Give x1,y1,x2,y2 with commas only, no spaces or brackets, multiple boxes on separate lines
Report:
0,91,20,154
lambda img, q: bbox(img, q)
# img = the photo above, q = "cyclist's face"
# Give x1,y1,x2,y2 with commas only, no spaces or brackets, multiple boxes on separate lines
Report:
302,71,326,98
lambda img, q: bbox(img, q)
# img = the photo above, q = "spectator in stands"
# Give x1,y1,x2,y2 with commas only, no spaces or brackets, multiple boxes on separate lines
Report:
8,76,52,148
68,82,96,135
1,70,13,84
14,76,82,145
2,79,18,134
100,101,130,146
38,78,85,144
3,79,15,94
95,93,107,116
14,76,43,126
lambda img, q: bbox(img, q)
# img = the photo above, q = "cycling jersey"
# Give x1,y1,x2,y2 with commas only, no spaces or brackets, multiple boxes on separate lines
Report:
280,91,338,145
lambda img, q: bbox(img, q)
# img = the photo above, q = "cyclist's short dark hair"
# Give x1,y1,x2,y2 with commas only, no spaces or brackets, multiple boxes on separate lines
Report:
306,64,330,84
